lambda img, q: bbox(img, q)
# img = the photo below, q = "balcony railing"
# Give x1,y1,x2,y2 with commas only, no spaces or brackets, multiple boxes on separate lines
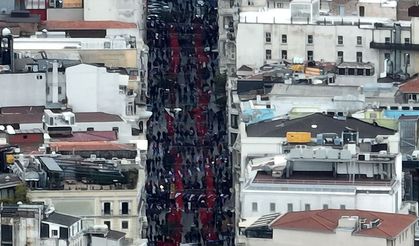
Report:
253,178,395,186
370,42,419,51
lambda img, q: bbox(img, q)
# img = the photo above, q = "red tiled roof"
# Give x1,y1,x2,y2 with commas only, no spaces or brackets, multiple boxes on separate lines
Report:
0,106,45,114
271,209,417,239
0,113,43,124
399,77,419,93
50,131,117,142
42,21,137,30
74,112,123,122
50,141,136,151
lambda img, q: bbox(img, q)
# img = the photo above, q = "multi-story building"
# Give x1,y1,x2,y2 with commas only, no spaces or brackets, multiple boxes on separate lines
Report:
236,0,419,85
11,155,140,243
243,209,417,246
0,203,85,246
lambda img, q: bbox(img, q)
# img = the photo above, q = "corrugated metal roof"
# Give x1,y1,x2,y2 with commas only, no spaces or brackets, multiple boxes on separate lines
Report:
39,157,63,172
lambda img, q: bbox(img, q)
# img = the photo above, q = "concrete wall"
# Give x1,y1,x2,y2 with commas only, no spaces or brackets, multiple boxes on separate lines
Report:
1,216,41,245
47,8,84,21
66,64,128,116
84,0,140,23
79,50,137,68
91,237,120,246
0,0,15,14
236,22,416,83
241,188,398,219
271,225,415,246
273,228,389,246
28,188,138,240
359,3,397,20
0,73,46,107
73,121,132,143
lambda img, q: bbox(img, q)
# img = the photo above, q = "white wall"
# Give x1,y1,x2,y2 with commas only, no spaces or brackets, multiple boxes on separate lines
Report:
0,73,46,107
84,0,140,23
74,121,132,143
240,185,401,219
236,22,416,84
66,64,128,116
29,188,138,240
272,228,389,246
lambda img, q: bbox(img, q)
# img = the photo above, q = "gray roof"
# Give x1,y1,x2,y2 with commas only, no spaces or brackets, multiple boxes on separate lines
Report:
39,157,63,172
0,174,22,189
43,212,80,227
248,213,281,229
106,230,126,240
246,113,396,138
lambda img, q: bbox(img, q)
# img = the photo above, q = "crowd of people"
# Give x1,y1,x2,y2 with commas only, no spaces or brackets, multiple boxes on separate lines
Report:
145,0,234,245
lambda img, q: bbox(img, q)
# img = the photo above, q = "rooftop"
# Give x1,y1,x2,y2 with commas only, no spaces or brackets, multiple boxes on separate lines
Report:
42,212,80,227
41,21,137,30
246,113,395,138
0,109,123,125
271,209,417,239
253,171,395,186
49,142,136,152
399,77,419,94
75,112,123,123
50,131,117,142
0,174,22,189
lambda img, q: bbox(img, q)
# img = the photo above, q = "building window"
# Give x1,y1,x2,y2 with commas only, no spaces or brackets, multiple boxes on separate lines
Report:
348,68,355,75
357,36,362,45
265,32,271,43
337,51,344,63
121,202,129,215
409,94,418,102
385,37,391,44
36,74,43,80
252,202,258,212
359,6,365,16
122,221,129,229
231,114,238,129
357,68,364,75
265,49,272,60
103,202,111,215
337,35,343,45
119,85,127,94
104,221,111,229
307,51,313,61
340,204,346,209
287,203,293,212
87,127,94,131
277,2,284,8
58,86,62,95
405,53,410,65
270,203,276,212
307,35,313,44
305,204,311,211
405,38,410,44
52,229,58,237
356,52,363,62
281,34,287,43
281,50,287,59
46,86,50,95
323,204,328,209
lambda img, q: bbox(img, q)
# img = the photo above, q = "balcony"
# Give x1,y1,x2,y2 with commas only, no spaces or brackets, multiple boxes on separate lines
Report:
370,42,419,51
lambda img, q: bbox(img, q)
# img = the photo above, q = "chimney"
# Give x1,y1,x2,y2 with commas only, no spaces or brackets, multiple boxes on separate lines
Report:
52,61,59,103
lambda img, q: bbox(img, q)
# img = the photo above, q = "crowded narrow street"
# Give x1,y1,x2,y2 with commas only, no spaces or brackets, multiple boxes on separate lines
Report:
145,0,234,245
